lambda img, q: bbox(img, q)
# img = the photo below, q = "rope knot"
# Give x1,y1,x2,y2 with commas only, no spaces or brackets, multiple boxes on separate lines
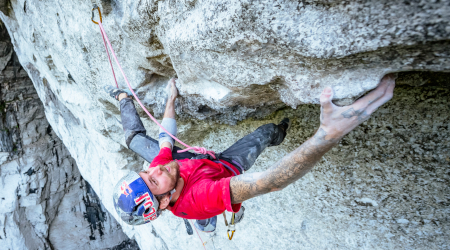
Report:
193,147,207,154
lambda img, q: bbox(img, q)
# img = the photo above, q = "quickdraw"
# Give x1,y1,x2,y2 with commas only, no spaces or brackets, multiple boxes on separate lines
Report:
222,212,236,240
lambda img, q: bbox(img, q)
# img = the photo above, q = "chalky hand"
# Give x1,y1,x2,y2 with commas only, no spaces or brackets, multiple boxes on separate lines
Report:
319,73,397,140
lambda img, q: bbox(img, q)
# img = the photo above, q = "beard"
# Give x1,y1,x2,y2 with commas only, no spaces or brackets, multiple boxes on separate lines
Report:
155,161,181,209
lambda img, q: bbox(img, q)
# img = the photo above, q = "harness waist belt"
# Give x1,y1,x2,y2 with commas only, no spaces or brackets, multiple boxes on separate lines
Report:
214,161,238,176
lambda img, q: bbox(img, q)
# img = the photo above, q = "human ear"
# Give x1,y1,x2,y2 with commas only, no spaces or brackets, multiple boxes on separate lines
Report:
159,194,170,209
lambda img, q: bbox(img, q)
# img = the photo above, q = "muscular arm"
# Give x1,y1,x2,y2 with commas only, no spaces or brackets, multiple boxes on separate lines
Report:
230,74,397,204
230,128,338,203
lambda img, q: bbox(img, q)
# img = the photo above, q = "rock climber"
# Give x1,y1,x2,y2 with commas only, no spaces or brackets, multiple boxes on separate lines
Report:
107,78,289,232
108,74,396,233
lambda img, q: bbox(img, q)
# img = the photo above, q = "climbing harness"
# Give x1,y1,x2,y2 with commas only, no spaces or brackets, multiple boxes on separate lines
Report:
222,212,236,240
91,5,215,159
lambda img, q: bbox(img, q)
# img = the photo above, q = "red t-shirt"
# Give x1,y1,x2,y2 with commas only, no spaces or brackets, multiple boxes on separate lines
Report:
149,147,242,220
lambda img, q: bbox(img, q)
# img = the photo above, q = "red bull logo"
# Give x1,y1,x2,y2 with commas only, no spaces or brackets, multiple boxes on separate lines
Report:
134,192,157,221
120,181,133,196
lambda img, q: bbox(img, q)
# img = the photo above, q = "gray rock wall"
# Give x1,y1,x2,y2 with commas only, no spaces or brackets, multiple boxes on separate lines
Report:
0,1,449,123
0,0,448,249
0,22,135,250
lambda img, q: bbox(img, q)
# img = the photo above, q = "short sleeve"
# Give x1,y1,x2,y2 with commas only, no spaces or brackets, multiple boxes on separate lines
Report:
149,147,173,169
192,177,242,215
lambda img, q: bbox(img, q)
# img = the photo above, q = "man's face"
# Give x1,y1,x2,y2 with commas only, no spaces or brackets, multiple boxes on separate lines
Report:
139,161,180,195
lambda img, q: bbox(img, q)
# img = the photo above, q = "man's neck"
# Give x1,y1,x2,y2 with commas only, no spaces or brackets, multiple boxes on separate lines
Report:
167,177,184,210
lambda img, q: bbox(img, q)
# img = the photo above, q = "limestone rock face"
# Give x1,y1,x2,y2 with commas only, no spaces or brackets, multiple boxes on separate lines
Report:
0,23,134,250
0,1,448,250
0,0,449,123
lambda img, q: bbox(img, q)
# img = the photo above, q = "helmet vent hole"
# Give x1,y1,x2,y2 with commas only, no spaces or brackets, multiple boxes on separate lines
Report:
134,200,145,212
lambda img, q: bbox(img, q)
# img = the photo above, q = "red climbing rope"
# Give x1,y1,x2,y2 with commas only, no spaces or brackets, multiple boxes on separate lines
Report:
92,6,216,159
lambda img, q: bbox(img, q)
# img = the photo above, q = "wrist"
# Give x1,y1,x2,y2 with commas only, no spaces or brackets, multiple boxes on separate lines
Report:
317,125,344,141
167,96,176,104
166,99,175,108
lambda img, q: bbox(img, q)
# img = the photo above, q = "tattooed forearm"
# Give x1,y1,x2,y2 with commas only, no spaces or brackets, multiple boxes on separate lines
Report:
230,128,340,204
230,74,396,202
341,107,369,122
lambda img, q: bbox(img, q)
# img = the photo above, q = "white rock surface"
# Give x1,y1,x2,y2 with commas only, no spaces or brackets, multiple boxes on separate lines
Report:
0,1,448,249
0,0,449,123
0,24,134,250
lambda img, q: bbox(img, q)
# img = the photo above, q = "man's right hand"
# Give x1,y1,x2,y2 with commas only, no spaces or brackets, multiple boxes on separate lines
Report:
230,74,396,204
319,73,396,140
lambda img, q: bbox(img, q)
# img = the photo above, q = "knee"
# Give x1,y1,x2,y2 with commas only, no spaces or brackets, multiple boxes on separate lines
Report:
125,131,140,148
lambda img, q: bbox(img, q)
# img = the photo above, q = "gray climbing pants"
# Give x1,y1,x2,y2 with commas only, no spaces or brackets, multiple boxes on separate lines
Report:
120,97,285,170
120,97,286,230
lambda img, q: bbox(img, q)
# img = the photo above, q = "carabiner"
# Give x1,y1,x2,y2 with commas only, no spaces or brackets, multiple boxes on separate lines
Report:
223,212,237,240
227,229,235,240
91,4,102,24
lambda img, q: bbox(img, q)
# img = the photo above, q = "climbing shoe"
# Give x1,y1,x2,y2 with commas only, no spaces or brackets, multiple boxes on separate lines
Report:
277,118,291,134
104,85,133,101
270,118,291,146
